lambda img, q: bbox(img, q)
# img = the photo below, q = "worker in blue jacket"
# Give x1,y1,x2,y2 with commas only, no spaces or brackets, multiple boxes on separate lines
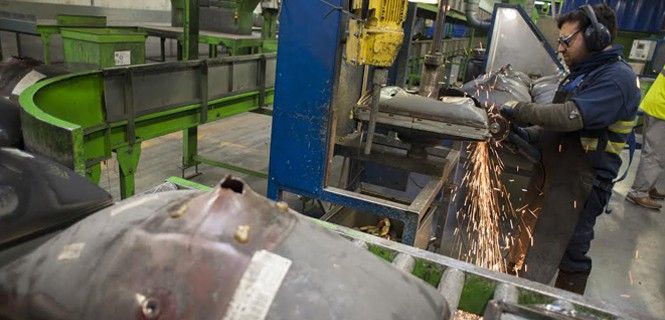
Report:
500,4,640,294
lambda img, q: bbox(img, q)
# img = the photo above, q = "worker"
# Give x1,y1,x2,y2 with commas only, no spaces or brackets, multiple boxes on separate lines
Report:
500,4,640,294
625,69,665,210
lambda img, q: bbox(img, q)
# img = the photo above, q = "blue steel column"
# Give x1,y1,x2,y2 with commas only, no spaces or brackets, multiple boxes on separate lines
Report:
267,0,344,199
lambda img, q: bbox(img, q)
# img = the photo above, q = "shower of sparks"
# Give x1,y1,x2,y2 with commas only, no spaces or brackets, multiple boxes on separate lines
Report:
454,141,522,272
452,74,534,274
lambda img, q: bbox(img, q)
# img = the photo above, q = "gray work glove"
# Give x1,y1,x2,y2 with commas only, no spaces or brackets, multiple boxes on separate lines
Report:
501,100,584,132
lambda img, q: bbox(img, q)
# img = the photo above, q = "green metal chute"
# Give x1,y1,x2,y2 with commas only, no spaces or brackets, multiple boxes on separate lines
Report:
19,54,275,199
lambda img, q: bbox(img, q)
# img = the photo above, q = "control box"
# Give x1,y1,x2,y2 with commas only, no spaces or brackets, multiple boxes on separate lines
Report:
630,39,657,61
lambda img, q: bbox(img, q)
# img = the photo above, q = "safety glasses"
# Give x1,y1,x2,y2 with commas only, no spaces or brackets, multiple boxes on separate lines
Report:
558,29,581,47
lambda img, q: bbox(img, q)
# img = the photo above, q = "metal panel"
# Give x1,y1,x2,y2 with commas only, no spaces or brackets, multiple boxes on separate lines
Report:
561,0,665,33
265,57,276,87
267,0,343,198
103,67,202,122
485,5,563,76
102,54,275,122
208,64,231,97
232,60,258,92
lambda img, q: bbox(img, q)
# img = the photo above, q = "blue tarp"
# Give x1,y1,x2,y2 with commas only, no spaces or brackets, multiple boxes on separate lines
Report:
561,0,665,33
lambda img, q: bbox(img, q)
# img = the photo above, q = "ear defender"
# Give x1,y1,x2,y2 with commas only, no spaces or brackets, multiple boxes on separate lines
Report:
580,5,612,52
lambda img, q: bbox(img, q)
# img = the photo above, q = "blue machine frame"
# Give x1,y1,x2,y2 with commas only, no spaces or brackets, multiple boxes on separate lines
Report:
267,0,458,246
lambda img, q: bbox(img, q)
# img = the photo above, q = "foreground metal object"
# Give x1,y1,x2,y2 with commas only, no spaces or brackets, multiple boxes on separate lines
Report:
0,57,73,148
0,177,449,320
313,219,636,320
0,148,113,249
166,178,636,319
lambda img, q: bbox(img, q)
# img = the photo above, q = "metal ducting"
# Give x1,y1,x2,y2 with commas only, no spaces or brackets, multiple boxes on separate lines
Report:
465,0,490,30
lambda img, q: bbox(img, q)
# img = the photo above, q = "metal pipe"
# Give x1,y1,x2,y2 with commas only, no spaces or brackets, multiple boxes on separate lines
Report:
184,0,200,61
493,283,518,303
419,0,448,98
465,0,490,30
364,69,388,155
429,0,448,56
392,253,416,273
437,268,465,318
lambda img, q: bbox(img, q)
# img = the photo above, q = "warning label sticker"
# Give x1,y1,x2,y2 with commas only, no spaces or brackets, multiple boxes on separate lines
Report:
114,50,131,66
222,250,292,320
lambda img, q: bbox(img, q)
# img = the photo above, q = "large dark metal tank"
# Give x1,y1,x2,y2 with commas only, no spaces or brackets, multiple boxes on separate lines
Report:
0,148,113,266
0,176,450,320
0,57,72,148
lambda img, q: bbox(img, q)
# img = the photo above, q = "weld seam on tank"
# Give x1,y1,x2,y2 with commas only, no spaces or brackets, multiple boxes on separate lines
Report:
437,267,465,316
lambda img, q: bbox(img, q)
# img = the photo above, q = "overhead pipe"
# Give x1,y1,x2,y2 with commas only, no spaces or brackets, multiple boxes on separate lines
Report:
465,0,490,30
419,0,447,98
429,0,448,56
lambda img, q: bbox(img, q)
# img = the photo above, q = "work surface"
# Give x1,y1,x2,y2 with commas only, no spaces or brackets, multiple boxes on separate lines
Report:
99,112,665,319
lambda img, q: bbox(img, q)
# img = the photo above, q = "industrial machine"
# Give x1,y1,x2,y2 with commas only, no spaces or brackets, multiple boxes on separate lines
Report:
267,0,552,247
268,0,482,248
0,2,645,318
0,148,631,319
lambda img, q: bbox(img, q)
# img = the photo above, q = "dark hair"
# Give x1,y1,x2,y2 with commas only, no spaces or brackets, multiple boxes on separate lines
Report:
556,4,618,42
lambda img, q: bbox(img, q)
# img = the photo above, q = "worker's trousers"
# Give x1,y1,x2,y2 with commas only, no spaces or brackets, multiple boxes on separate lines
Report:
629,114,665,198
559,185,612,274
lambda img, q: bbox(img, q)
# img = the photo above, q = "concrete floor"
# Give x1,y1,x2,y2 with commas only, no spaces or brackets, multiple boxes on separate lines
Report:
99,113,665,319
99,112,273,199
586,150,665,319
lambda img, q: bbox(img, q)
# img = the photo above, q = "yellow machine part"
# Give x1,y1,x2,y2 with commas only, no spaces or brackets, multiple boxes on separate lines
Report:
346,0,409,67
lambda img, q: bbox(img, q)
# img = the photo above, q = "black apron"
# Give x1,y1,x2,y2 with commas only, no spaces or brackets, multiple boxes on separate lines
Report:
509,90,596,283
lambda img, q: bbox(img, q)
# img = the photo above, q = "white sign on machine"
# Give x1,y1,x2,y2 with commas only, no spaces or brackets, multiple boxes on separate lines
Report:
114,50,132,66
629,40,657,62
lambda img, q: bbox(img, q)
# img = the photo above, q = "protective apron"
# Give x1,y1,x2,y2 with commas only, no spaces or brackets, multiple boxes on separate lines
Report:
508,88,596,284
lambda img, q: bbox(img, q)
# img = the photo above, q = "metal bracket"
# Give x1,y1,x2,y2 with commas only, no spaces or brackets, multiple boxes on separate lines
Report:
199,60,209,123
258,54,267,108
123,69,136,145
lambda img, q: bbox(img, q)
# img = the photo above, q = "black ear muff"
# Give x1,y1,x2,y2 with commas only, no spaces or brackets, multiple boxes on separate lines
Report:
580,5,612,52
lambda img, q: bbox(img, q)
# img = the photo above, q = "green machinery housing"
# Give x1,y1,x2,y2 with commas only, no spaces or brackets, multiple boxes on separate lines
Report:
20,53,275,199
36,0,278,66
